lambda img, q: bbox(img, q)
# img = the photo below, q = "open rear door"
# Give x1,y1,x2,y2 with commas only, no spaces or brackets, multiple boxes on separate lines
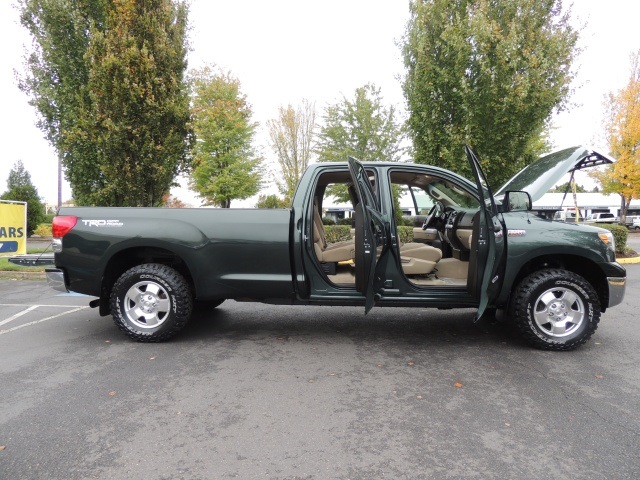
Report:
465,146,506,320
347,157,385,314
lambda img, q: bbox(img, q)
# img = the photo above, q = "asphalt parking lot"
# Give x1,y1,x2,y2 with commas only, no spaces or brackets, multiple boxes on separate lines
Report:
1,265,639,480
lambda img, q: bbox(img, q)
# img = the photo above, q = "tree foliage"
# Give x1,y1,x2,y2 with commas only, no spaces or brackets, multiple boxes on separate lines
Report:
402,0,579,185
267,100,316,202
316,83,405,163
591,50,640,224
19,0,105,146
162,194,189,208
19,0,105,203
1,161,45,236
19,0,191,206
550,181,587,193
189,66,262,208
255,194,289,209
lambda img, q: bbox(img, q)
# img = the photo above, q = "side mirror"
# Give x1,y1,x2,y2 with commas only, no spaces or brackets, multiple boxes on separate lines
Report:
503,191,532,212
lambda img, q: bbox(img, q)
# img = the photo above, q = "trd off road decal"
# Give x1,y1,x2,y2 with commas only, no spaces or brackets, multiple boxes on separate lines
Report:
81,219,124,227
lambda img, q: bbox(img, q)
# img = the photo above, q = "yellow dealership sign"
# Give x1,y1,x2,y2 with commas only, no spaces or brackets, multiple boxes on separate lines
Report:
0,201,27,255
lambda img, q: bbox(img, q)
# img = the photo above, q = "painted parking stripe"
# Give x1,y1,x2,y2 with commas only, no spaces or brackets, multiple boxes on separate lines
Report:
0,304,88,308
0,307,87,335
0,305,39,328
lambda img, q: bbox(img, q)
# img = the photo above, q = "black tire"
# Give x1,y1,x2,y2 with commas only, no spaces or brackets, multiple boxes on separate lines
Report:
110,263,193,342
510,268,601,351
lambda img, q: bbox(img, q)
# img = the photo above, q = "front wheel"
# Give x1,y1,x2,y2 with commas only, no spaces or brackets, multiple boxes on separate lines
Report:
110,263,193,342
510,269,601,351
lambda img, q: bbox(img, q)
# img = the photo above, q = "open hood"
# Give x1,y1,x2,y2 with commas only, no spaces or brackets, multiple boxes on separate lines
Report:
495,146,615,202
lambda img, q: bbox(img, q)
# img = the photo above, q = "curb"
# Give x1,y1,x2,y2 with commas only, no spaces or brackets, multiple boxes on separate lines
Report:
0,271,46,281
618,256,640,265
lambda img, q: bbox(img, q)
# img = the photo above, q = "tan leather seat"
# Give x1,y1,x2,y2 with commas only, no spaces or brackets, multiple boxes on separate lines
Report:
313,204,354,263
400,256,437,275
313,198,441,275
400,242,442,264
398,243,441,275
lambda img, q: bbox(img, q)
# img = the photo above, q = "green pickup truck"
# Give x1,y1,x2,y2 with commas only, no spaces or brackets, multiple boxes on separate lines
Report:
47,146,626,350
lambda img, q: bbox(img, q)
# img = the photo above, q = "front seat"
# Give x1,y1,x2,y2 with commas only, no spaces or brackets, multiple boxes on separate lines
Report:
313,202,354,263
313,196,441,275
398,242,442,275
400,242,442,264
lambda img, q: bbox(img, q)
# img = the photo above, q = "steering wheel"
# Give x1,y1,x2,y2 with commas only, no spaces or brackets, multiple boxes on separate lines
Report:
422,201,444,230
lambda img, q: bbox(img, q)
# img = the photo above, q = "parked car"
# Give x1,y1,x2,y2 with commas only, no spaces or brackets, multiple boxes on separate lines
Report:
624,215,640,228
633,218,640,230
585,212,618,223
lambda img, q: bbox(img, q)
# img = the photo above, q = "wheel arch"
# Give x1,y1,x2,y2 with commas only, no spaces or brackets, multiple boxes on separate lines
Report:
500,254,609,311
99,246,194,316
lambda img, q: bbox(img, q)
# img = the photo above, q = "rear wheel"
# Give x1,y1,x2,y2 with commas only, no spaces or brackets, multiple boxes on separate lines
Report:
510,269,601,351
110,263,193,342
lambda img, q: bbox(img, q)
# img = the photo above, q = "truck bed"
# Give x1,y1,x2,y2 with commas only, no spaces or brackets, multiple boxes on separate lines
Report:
55,207,296,301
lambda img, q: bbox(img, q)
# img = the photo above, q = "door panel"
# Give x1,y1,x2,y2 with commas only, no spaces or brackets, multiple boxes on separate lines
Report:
465,146,506,319
347,157,385,313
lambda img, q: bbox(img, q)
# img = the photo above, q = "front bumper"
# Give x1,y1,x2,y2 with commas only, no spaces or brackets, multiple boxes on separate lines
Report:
45,268,69,293
607,276,626,308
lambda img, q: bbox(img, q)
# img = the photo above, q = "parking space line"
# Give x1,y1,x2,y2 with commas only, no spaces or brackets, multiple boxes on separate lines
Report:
0,305,39,327
0,304,88,308
0,307,88,335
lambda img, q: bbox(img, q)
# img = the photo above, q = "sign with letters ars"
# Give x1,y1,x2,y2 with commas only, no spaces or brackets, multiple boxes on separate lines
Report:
0,202,27,254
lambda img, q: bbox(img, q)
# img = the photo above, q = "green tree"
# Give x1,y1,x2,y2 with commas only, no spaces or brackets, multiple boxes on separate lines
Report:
19,0,191,206
255,194,289,209
189,66,262,208
316,84,405,205
267,100,316,202
73,0,191,206
591,50,640,225
402,0,579,185
550,181,587,193
19,0,106,205
316,83,405,163
1,161,45,236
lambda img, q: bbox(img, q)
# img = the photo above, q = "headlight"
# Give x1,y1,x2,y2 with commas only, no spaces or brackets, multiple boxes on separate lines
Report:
598,231,615,252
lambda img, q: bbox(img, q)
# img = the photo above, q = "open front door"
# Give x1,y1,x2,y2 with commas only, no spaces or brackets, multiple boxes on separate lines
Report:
347,157,385,314
465,146,506,320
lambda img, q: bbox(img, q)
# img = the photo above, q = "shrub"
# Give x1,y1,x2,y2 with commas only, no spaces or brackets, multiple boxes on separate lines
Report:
398,226,414,244
321,217,336,225
44,213,56,223
337,217,353,226
255,194,288,208
33,223,52,237
598,223,627,253
324,225,352,243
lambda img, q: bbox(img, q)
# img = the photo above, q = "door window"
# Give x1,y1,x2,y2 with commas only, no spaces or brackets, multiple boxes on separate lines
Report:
389,170,480,288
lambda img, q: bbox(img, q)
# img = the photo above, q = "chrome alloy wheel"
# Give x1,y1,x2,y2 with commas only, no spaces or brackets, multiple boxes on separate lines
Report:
123,280,171,329
533,286,585,337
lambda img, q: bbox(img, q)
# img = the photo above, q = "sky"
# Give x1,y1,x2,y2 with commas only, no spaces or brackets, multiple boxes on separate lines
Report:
1,0,640,207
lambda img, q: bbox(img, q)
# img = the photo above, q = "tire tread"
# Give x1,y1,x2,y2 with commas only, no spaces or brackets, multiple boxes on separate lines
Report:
110,263,193,342
510,268,601,351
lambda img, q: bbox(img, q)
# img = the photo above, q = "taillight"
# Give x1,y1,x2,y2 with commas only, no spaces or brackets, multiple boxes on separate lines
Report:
52,216,78,238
